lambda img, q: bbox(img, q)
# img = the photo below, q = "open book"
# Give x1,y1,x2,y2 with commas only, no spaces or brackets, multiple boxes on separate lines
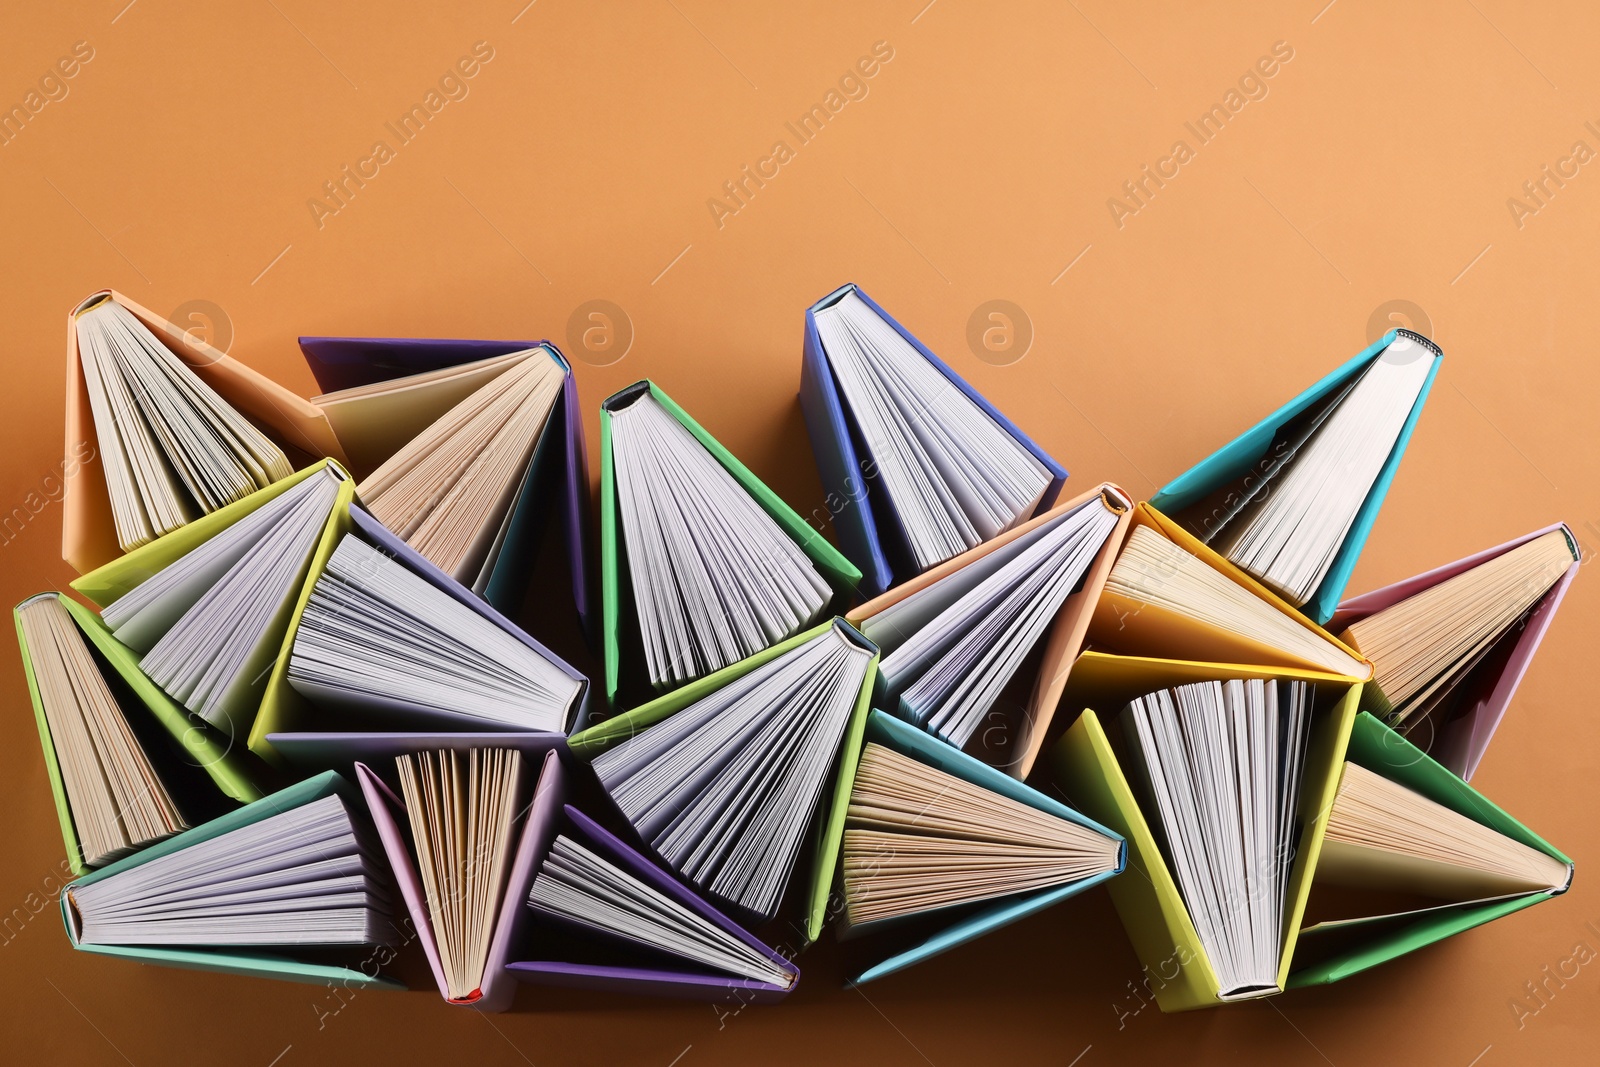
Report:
1120,678,1314,1000
1290,711,1573,987
863,489,1124,753
286,533,583,734
72,294,294,552
17,594,190,868
61,771,396,986
1096,521,1368,678
600,381,858,705
844,735,1120,927
1337,527,1579,732
97,463,346,732
802,284,1062,592
300,336,592,627
1155,330,1441,620
577,620,876,921
340,348,566,585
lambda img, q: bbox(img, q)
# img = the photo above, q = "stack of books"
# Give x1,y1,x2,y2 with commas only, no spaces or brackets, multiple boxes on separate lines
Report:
12,290,1573,1013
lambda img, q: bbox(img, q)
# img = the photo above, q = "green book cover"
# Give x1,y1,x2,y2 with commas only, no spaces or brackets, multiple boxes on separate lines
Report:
16,593,266,878
1289,711,1572,988
598,380,861,707
570,617,877,942
60,771,402,990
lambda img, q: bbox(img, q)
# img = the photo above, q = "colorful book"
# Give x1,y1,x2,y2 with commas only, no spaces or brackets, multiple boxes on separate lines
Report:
509,750,798,1001
569,619,878,938
74,461,351,736
800,283,1067,596
15,592,261,876
849,483,1131,777
599,380,859,707
1050,653,1364,1010
1088,503,1371,680
1289,711,1572,987
1151,329,1441,623
838,711,1124,983
1330,524,1580,780
299,337,591,629
59,771,402,990
64,289,345,573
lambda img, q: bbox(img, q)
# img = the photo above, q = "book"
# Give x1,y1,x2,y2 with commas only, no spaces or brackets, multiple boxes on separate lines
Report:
838,711,1124,983
1331,524,1580,779
570,619,878,930
267,731,566,779
248,503,591,766
1093,515,1369,678
800,283,1066,595
64,290,345,573
1050,655,1364,1010
511,750,797,1000
286,533,584,734
600,381,860,706
848,483,1132,779
59,771,402,989
1152,328,1441,623
301,336,593,629
96,463,347,732
16,593,242,872
1118,678,1315,1000
859,485,1127,763
1289,711,1572,987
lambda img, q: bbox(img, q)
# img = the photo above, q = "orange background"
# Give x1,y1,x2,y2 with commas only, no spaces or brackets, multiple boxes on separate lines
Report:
3,1,1598,1064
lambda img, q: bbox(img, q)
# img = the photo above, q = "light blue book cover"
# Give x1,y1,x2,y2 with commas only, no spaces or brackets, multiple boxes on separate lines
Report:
844,711,1126,984
1149,329,1441,624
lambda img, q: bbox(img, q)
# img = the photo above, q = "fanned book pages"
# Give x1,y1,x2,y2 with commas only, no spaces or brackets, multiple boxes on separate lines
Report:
395,748,525,1002
1185,334,1440,606
101,464,345,730
1102,525,1368,678
65,789,394,948
609,390,833,690
865,493,1122,748
352,349,566,582
589,623,875,919
16,595,187,867
287,534,583,733
528,834,797,989
73,295,293,552
1338,529,1578,726
809,288,1054,572
1120,678,1314,1000
1319,762,1570,901
842,742,1121,926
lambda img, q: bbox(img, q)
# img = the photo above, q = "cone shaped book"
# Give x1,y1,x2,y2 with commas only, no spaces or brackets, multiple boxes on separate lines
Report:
849,482,1131,778
1331,524,1580,780
570,619,878,937
1088,504,1371,681
1151,328,1441,623
1289,711,1572,988
800,283,1066,596
15,592,262,875
300,337,592,631
599,380,859,707
839,711,1124,984
59,771,402,990
64,289,345,573
508,751,798,1001
1051,654,1364,1010
70,460,352,738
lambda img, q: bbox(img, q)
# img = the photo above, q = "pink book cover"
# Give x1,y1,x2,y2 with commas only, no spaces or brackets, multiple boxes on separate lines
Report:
1330,523,1580,780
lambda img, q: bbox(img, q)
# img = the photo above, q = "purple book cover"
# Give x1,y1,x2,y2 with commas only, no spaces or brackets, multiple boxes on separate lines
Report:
298,336,594,636
506,753,798,1002
1330,522,1579,780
